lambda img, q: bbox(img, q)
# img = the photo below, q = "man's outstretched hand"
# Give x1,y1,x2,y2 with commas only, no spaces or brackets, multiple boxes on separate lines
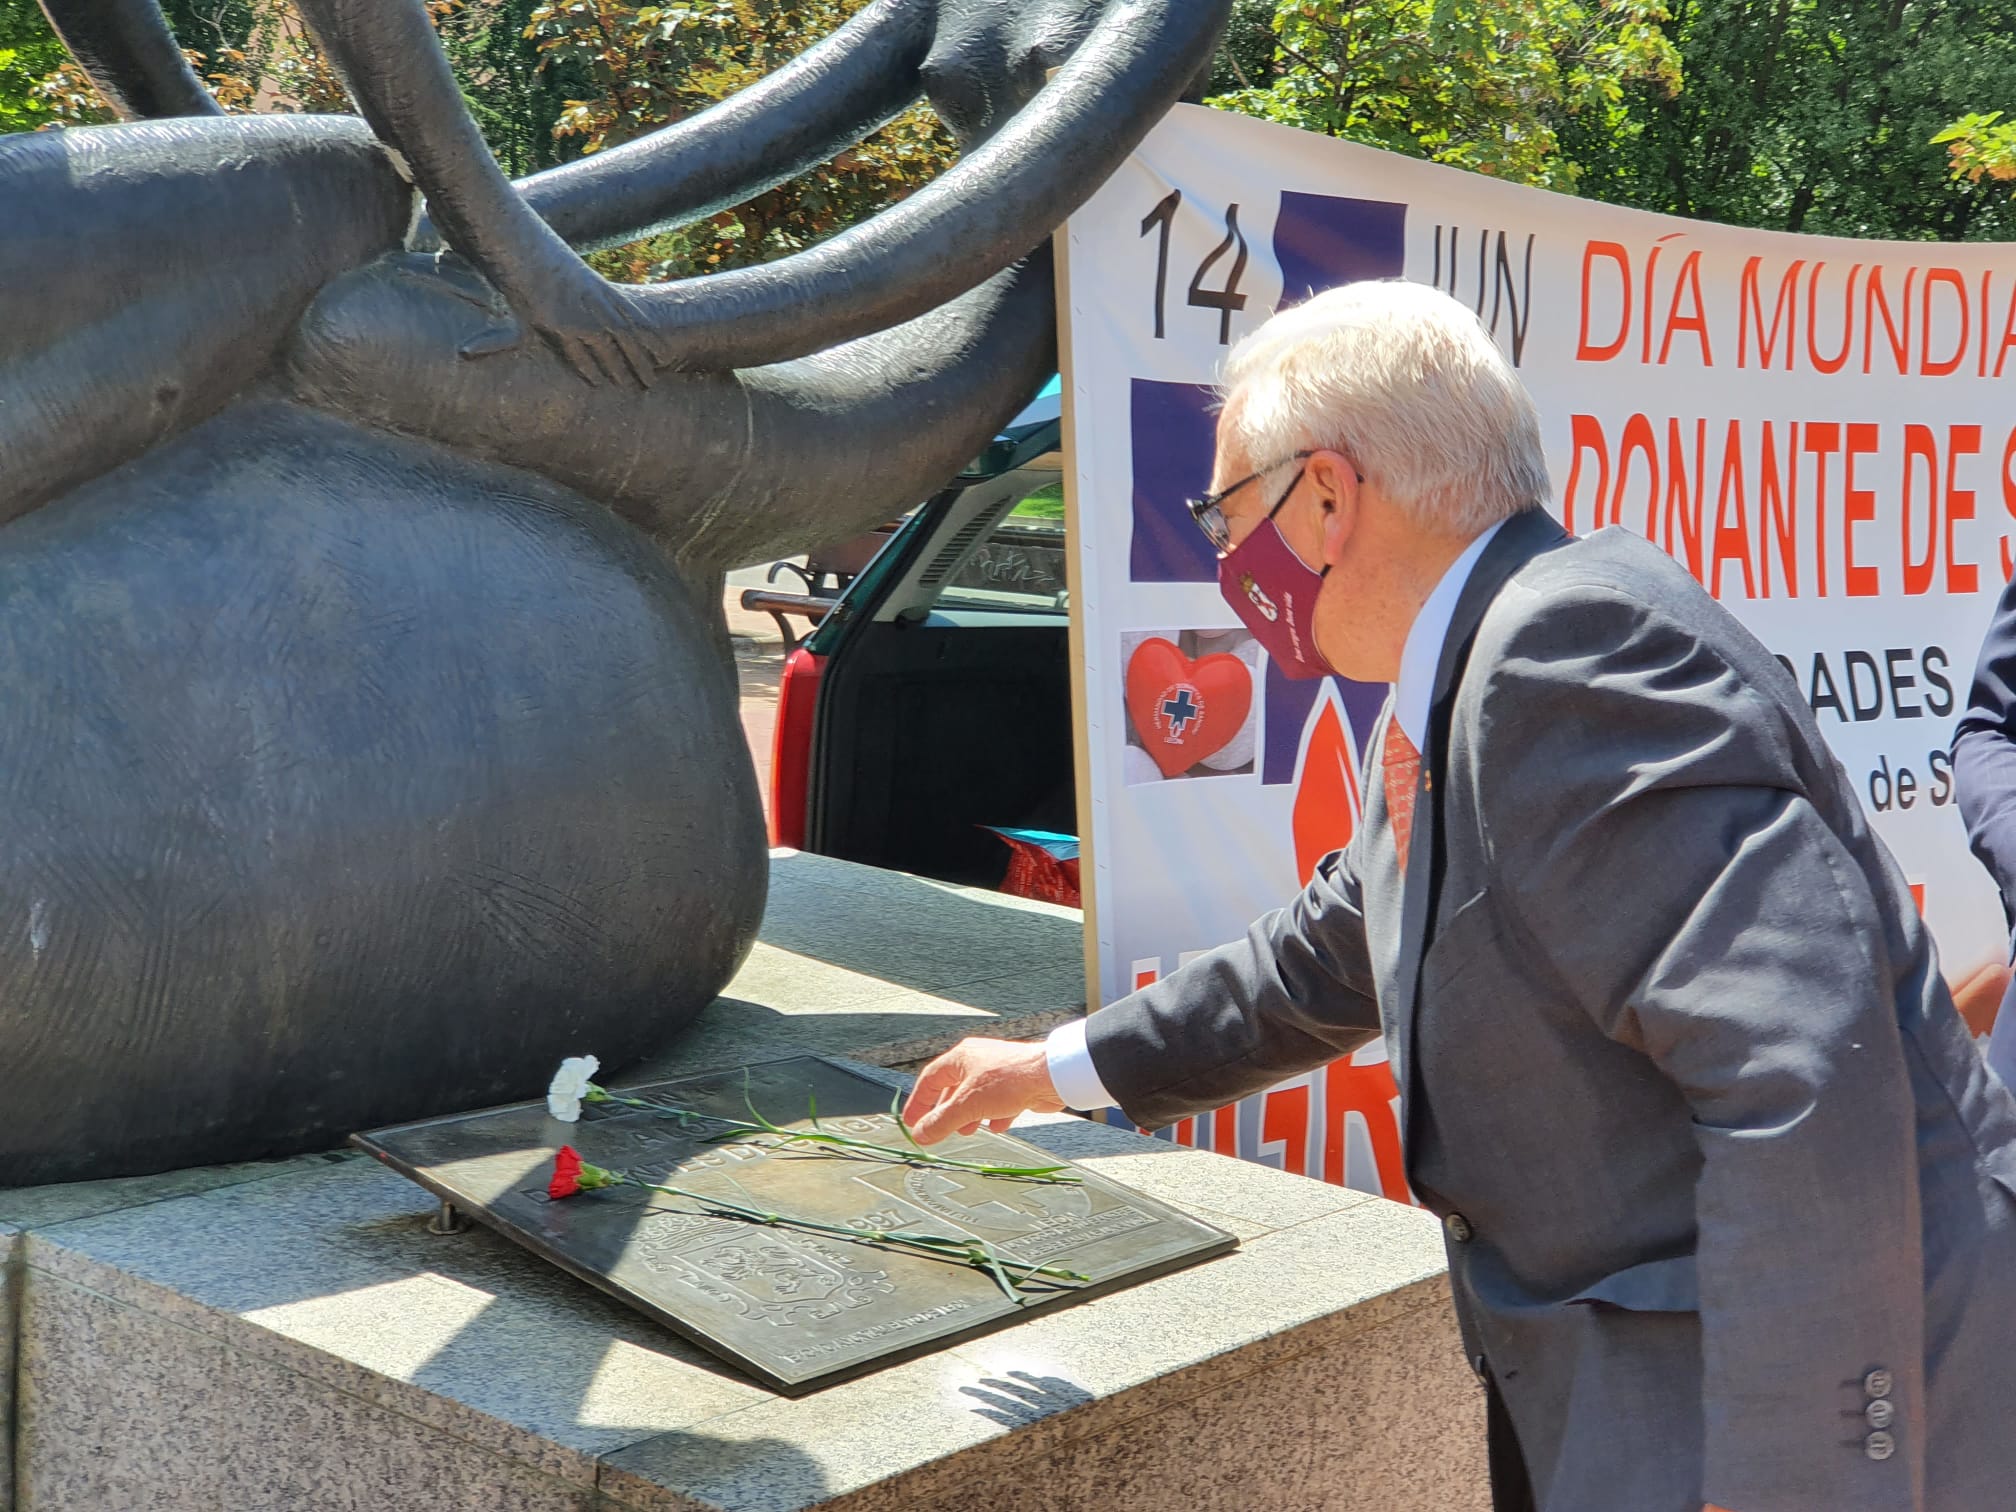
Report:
901,1038,1067,1144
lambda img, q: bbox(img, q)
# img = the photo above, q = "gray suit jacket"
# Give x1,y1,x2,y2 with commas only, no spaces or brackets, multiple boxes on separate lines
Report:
1085,509,2016,1512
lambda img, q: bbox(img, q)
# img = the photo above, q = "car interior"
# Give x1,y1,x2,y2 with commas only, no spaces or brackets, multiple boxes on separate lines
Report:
803,418,1076,889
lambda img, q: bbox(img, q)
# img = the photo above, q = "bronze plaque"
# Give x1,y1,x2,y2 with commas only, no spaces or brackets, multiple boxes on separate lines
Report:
353,1056,1235,1394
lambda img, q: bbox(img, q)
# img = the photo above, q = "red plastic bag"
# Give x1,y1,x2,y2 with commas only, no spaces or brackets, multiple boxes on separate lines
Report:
984,827,1082,908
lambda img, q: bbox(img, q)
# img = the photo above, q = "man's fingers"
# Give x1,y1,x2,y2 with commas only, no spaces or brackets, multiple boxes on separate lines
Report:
901,1057,959,1130
908,1087,972,1146
986,1116,1015,1133
904,1039,1051,1145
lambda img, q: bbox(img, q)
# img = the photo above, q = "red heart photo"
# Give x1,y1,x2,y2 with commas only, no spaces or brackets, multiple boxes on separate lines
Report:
1125,637,1255,778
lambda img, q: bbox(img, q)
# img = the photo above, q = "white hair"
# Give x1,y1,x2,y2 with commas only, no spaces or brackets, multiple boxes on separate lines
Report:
1220,280,1549,534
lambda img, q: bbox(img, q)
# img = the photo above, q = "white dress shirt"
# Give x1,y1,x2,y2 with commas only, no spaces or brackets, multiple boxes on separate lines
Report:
1044,520,1507,1113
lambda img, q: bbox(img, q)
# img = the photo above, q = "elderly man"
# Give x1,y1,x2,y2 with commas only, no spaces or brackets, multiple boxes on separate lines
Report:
903,281,2016,1512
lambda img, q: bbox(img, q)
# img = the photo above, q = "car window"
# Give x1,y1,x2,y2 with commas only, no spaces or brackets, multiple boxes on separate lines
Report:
933,473,1068,613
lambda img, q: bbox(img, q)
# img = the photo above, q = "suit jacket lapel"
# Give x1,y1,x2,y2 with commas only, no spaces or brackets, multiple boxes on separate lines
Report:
1389,509,1572,1146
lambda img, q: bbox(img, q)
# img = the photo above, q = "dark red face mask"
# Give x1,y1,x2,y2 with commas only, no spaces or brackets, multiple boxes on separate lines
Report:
1216,482,1334,680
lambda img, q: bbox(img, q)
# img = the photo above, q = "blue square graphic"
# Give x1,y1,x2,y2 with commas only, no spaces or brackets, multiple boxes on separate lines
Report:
1128,379,1220,585
1273,192,1408,307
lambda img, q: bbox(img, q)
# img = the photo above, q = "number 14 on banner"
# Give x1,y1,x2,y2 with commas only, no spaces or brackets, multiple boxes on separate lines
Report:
1140,190,1251,345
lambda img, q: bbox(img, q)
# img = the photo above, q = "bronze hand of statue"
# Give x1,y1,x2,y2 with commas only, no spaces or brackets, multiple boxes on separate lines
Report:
457,257,665,390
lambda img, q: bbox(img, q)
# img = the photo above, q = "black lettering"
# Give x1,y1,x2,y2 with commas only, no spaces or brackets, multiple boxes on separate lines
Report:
1140,190,1181,341
1845,651,1885,722
1930,748,1955,805
1897,766,1919,809
1869,753,1894,810
1885,648,1923,718
1811,653,1847,721
1923,646,1956,717
1187,204,1251,346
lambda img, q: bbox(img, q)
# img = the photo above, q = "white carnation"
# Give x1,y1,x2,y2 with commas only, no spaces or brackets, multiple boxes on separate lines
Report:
546,1055,600,1123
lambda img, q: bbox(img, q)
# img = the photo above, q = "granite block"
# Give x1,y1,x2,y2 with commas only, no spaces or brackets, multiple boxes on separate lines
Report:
598,1196,1457,1512
3,1223,17,1512
629,854,1085,1084
600,1351,1005,1512
757,853,1082,996
891,1285,1488,1512
0,1148,362,1231
17,1271,607,1512
24,1159,769,1483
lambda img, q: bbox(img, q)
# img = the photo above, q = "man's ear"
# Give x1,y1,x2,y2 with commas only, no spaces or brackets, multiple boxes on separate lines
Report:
1311,452,1358,568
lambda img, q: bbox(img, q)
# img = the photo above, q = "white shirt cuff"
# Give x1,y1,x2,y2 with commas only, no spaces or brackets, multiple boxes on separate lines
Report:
1045,1017,1118,1111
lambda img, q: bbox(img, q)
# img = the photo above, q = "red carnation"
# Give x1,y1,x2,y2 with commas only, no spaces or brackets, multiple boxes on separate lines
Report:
549,1145,584,1200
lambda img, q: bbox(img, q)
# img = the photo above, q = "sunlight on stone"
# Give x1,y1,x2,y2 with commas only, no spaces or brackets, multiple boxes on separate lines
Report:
243,1274,494,1379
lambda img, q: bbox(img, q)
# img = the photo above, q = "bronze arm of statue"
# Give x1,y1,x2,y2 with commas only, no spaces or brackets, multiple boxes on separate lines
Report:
298,0,1228,382
45,0,1230,385
34,0,219,119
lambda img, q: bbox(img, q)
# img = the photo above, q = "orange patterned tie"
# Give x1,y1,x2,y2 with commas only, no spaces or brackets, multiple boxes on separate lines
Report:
1383,720,1422,871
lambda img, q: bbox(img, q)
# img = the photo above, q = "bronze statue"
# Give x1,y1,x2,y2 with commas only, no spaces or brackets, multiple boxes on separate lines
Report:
0,0,1229,1183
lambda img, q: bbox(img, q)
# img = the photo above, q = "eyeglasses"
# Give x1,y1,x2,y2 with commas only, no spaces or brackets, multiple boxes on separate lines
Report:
1184,451,1361,553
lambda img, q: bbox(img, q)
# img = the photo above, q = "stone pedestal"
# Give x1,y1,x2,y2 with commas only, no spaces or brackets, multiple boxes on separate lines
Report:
1,1223,15,1506
632,850,1091,1078
0,855,1487,1510
9,1109,1480,1512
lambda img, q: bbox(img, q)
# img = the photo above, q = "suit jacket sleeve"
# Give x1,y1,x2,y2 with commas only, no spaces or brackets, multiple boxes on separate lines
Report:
1081,843,1381,1130
1478,585,1926,1512
1953,572,2016,930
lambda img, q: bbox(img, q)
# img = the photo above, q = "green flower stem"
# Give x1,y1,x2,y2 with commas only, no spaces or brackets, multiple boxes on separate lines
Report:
581,1085,1079,1184
611,1173,1087,1305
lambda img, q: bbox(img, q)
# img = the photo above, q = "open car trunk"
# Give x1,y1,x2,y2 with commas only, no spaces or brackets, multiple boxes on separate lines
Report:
803,435,1074,889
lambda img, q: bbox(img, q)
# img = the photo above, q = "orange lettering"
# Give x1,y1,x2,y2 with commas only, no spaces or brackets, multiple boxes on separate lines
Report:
1564,415,1611,534
1902,424,1940,596
1712,421,1757,598
1665,418,1707,581
1659,251,1714,366
1805,421,1841,596
1921,268,1970,376
1863,266,1917,376
1844,422,1880,597
1949,424,1983,595
1806,263,1861,375
1760,421,1799,598
1616,414,1661,539
1740,257,1802,369
1577,242,1632,362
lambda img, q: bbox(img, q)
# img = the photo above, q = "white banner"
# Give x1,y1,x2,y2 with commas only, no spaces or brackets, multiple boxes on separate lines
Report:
1058,103,2013,1202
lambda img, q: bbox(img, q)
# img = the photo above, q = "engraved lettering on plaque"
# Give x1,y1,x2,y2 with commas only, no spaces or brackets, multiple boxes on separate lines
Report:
847,1165,1162,1264
631,1213,894,1327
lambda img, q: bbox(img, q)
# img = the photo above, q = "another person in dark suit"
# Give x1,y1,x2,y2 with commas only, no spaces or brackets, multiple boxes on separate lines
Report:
1951,581,2016,1087
904,280,2016,1512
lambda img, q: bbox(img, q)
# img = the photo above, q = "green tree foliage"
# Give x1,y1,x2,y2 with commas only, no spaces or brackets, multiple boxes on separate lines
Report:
1,1,586,174
1936,111,2016,195
1208,0,1682,190
1565,0,2016,239
526,0,960,282
0,0,75,128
